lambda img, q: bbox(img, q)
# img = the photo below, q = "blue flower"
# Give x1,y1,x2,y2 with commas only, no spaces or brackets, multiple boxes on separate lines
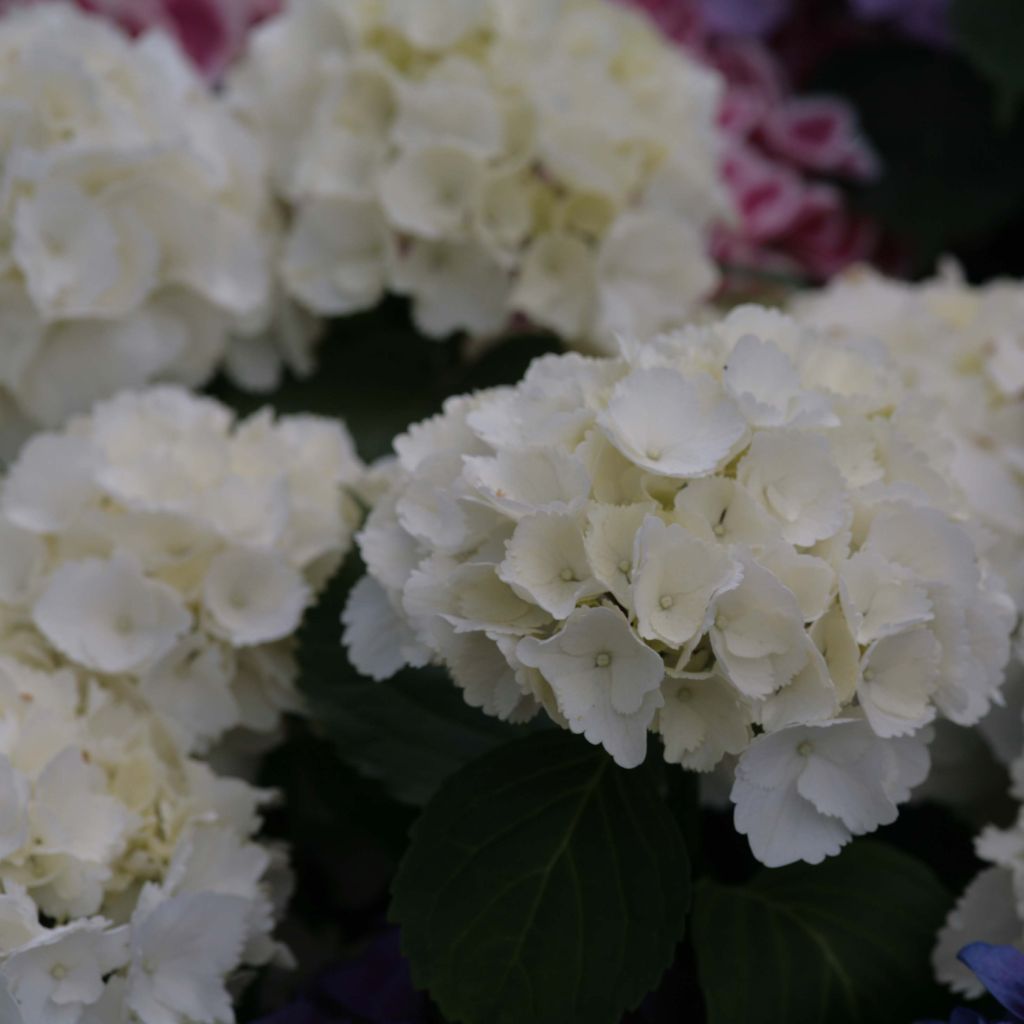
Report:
922,943,1024,1024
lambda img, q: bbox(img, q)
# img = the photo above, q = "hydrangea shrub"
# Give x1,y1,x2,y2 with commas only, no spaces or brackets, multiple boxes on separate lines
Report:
345,305,1014,867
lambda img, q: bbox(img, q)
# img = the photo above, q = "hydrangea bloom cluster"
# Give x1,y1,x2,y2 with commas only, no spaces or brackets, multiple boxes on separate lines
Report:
0,4,307,453
627,0,882,284
0,653,289,1024
0,386,363,753
229,0,730,349
0,0,281,80
344,305,1014,867
792,266,1024,610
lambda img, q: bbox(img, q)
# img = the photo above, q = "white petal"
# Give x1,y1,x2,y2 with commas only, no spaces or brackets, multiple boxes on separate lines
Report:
516,606,664,767
435,629,537,722
3,434,97,533
203,547,310,646
737,431,850,547
599,368,747,478
658,675,752,771
631,515,740,648
0,519,46,605
498,512,602,619
858,628,940,738
33,554,190,674
933,867,1022,997
583,502,655,609
596,212,718,340
342,575,415,681
390,239,510,338
731,774,849,868
511,232,595,338
282,199,387,316
379,144,483,239
463,448,590,518
127,891,249,1024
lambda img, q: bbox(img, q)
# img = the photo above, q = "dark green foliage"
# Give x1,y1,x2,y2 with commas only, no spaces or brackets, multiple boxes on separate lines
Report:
813,44,1024,272
211,299,558,462
692,842,952,1024
391,731,692,1024
297,558,540,807
952,0,1024,116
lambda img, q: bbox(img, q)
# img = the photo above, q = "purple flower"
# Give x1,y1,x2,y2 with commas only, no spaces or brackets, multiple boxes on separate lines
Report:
698,0,793,37
255,928,430,1024
848,0,951,46
921,943,1024,1024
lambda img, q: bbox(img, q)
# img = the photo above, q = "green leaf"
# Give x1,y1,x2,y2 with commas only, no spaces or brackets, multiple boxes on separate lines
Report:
692,841,951,1024
812,44,1024,269
210,300,458,462
210,299,560,463
298,559,538,806
306,662,528,807
391,731,691,1024
952,0,1024,118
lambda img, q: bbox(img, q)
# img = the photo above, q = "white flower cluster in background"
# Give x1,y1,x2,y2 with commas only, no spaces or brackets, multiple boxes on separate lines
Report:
933,752,1024,996
344,305,1015,867
229,0,729,348
0,653,289,1024
0,386,363,752
792,264,1024,612
0,4,311,455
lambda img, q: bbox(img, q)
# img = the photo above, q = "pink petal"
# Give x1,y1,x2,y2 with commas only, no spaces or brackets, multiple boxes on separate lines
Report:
722,144,807,241
160,0,239,79
709,38,786,102
719,87,770,138
761,97,880,181
781,185,880,279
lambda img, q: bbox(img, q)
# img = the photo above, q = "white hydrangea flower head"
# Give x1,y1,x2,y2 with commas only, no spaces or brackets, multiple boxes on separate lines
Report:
345,306,1015,866
0,653,287,1024
0,386,364,752
792,264,1024,611
229,0,730,349
0,4,312,455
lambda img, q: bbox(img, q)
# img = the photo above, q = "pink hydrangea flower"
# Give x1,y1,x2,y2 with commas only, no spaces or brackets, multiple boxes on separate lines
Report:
0,0,279,80
720,144,807,243
622,0,882,288
760,97,881,179
778,184,881,279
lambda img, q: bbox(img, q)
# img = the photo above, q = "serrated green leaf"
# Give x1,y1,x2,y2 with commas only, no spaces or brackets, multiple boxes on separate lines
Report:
306,662,528,807
391,731,691,1024
298,560,538,806
952,0,1024,118
692,841,951,1024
